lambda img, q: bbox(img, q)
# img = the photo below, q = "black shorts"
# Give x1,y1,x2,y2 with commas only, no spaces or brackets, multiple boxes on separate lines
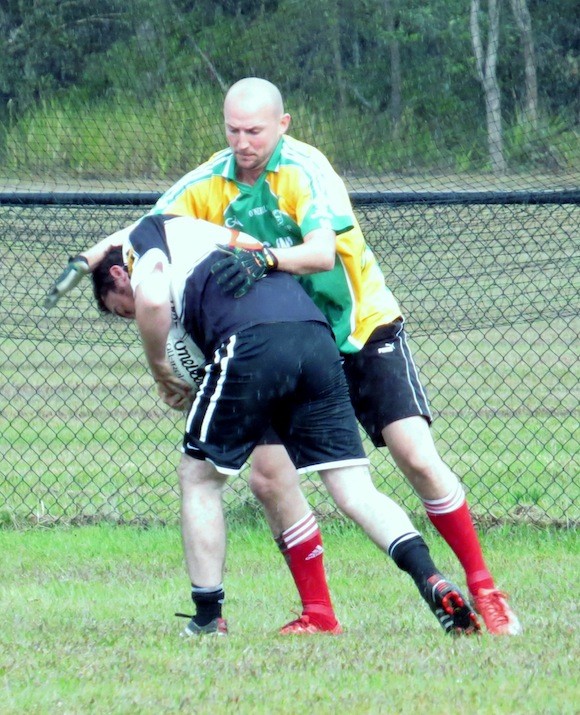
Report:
342,318,432,447
183,321,368,474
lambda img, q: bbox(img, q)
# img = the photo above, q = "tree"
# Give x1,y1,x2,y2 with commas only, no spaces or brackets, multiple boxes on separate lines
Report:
326,0,347,109
383,0,402,131
0,0,128,110
470,0,507,174
509,0,538,129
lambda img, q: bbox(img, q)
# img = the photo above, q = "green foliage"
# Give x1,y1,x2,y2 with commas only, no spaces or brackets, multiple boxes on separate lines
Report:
0,88,520,178
3,87,224,177
0,0,577,180
0,0,128,111
505,112,580,171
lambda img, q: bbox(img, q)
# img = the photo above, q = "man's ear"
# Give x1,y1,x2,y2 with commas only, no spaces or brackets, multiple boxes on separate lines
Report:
280,112,291,135
109,264,128,283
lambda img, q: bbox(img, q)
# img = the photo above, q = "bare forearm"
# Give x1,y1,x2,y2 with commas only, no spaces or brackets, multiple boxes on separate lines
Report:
80,223,138,270
269,228,336,275
137,304,171,373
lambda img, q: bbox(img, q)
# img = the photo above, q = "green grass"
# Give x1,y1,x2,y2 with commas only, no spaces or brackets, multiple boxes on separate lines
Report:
1,89,225,180
2,89,579,182
0,522,578,714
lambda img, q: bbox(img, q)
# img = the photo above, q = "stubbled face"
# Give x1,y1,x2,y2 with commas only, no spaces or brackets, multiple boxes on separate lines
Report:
103,283,135,319
224,100,289,183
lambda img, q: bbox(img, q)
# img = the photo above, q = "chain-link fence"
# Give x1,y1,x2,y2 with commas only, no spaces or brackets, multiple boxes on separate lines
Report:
1,191,578,527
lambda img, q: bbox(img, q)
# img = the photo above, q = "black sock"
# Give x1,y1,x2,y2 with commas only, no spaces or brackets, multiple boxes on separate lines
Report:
389,535,439,599
191,584,224,626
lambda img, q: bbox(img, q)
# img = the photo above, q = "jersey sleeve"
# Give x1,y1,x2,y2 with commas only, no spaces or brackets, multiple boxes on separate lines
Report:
280,141,355,237
126,215,171,290
149,150,231,221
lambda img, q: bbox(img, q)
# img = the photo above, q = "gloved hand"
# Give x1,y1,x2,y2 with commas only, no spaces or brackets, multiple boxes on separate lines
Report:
211,240,278,298
44,255,91,309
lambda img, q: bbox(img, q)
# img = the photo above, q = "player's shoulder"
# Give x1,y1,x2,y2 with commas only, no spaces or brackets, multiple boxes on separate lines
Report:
152,148,233,212
179,147,232,185
280,135,337,174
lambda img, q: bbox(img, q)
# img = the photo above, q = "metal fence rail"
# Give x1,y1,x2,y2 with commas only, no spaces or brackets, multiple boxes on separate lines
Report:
0,193,578,527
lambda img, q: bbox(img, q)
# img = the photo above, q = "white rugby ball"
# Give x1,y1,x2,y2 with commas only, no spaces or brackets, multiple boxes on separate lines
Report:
166,323,205,392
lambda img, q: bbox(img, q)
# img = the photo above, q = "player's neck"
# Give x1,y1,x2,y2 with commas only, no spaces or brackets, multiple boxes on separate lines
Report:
235,166,262,186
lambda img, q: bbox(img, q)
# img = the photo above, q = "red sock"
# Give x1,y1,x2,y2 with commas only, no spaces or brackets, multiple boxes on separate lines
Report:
276,512,338,628
423,483,495,594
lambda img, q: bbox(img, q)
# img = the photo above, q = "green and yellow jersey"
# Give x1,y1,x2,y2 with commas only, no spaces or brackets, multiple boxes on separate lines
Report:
152,135,401,353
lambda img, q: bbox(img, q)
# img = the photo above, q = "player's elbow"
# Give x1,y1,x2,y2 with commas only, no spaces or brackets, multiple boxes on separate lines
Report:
318,252,336,272
310,245,336,272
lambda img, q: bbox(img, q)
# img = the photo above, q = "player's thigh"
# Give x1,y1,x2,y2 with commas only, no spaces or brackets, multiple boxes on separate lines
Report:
183,331,280,471
343,319,432,447
250,443,297,483
178,453,227,490
277,324,367,470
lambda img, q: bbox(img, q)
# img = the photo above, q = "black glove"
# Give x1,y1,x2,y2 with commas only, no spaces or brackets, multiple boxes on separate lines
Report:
44,255,91,309
211,244,278,298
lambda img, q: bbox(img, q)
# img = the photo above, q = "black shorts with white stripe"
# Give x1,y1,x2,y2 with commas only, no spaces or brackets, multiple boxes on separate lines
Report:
342,317,432,447
182,321,368,475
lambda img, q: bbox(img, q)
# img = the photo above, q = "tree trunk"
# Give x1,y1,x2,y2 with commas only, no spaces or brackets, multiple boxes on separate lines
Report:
327,0,347,109
384,0,402,133
510,0,538,129
470,0,507,175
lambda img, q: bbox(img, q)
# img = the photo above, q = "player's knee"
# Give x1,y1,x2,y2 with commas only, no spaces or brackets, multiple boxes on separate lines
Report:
332,492,357,519
334,491,377,527
401,460,436,486
177,454,222,492
248,469,270,500
248,468,288,502
400,457,456,494
249,444,300,501
323,480,360,517
322,467,376,519
178,456,194,488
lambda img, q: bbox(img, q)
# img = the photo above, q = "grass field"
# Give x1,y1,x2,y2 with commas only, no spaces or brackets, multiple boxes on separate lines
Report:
0,521,578,714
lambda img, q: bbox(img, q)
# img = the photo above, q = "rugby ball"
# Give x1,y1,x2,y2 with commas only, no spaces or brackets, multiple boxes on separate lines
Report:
166,323,205,392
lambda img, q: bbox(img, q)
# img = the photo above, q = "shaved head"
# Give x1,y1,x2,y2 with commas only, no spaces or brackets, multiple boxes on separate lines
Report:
223,77,291,183
224,77,285,119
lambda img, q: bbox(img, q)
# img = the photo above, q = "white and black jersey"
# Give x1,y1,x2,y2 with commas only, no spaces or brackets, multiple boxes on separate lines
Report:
126,214,327,361
124,214,368,476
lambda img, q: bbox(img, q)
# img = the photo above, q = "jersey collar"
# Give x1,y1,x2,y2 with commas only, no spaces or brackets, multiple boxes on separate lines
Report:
222,137,285,182
265,137,284,173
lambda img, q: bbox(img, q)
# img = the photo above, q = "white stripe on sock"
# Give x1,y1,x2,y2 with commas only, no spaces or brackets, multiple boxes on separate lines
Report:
423,481,465,515
281,512,318,549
